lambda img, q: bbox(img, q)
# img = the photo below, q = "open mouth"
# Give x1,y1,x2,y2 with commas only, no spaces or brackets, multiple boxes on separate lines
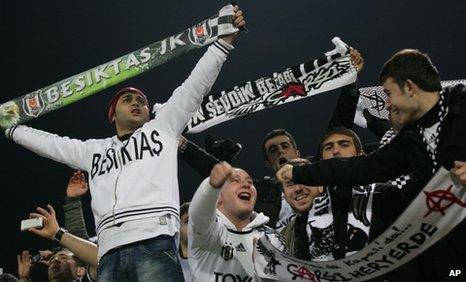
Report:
131,108,140,115
278,157,288,165
50,264,61,272
238,192,251,201
295,193,309,202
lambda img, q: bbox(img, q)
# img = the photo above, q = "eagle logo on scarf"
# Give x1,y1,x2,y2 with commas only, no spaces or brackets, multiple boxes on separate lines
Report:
256,239,281,275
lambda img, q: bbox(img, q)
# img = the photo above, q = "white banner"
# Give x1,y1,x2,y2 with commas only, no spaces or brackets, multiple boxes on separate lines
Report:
186,37,357,133
354,79,466,128
254,167,466,281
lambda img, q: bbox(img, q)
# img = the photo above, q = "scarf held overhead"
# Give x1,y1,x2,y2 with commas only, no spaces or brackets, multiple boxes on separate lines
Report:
186,37,357,133
0,5,238,130
254,167,466,282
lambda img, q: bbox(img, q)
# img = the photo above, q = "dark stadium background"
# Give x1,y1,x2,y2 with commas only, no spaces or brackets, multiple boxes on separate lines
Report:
1,0,465,277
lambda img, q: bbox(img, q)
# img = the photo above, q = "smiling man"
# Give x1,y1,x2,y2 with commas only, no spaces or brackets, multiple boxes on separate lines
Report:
280,158,323,260
277,49,466,280
277,49,466,190
188,162,286,281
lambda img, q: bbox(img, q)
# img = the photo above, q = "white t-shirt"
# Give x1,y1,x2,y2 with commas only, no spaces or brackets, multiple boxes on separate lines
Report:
188,178,287,282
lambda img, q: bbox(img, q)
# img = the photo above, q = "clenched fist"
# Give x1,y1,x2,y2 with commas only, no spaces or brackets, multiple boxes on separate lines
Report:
209,162,233,189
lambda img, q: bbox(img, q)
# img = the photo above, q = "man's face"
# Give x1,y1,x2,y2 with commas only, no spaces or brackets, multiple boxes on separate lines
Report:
321,133,358,160
283,181,322,214
264,135,300,172
383,77,419,126
218,169,257,220
47,250,80,282
113,92,150,130
180,212,189,246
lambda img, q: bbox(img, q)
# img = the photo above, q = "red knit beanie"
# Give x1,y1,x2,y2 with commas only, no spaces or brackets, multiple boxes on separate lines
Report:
108,87,149,124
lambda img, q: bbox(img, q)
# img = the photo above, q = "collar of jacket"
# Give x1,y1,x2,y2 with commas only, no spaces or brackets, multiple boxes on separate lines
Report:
216,210,269,232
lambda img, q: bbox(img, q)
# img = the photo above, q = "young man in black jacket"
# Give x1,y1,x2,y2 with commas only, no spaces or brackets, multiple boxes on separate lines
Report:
282,127,418,281
277,49,466,281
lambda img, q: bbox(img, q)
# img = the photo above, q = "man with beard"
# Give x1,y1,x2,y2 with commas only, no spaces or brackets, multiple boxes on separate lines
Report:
47,249,90,282
17,248,93,282
188,162,286,281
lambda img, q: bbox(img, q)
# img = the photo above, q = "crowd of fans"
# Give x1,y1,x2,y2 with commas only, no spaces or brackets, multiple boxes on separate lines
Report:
2,4,466,282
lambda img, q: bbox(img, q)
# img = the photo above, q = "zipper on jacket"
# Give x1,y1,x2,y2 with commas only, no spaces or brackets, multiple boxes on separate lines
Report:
112,147,124,226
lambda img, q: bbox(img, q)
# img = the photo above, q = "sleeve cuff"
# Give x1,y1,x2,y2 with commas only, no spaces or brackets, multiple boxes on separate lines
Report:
212,39,234,57
5,125,19,139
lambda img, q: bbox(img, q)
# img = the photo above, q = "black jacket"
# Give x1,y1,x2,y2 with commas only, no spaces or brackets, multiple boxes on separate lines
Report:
294,84,466,189
293,84,466,281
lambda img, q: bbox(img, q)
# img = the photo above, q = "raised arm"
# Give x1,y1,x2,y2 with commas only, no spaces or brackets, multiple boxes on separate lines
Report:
179,136,221,178
179,135,241,177
278,136,410,187
63,171,90,240
5,125,93,170
189,162,232,250
326,48,365,131
28,205,98,267
155,5,246,136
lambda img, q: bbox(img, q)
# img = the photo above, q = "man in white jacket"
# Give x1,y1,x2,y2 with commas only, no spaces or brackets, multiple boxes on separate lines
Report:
5,6,246,281
189,162,286,282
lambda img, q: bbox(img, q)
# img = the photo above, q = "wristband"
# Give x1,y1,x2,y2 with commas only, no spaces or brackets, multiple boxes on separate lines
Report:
53,228,66,243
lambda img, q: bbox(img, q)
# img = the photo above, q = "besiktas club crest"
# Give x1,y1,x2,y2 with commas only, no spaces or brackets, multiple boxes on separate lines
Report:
221,243,234,261
188,21,212,46
22,91,45,117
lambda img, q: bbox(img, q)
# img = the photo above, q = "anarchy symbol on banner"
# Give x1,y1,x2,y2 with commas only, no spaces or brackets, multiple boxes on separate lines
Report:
360,90,386,115
424,185,466,217
294,266,318,282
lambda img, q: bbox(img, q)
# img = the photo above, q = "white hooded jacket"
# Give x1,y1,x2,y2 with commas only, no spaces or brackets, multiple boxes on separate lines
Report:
6,39,234,259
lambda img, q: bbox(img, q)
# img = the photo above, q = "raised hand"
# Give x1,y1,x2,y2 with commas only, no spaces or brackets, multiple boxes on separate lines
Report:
17,250,32,281
221,5,246,45
209,162,233,188
276,164,293,183
28,205,59,240
350,47,364,74
452,161,466,187
66,171,89,197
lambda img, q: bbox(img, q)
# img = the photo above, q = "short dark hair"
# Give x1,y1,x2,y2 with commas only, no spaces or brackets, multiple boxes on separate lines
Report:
319,126,363,157
262,129,298,159
180,202,190,217
379,49,442,92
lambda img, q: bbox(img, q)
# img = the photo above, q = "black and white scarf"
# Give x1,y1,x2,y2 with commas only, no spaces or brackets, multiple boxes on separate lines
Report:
186,37,357,133
378,129,411,189
254,168,466,281
418,89,449,173
353,79,465,128
305,185,374,261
